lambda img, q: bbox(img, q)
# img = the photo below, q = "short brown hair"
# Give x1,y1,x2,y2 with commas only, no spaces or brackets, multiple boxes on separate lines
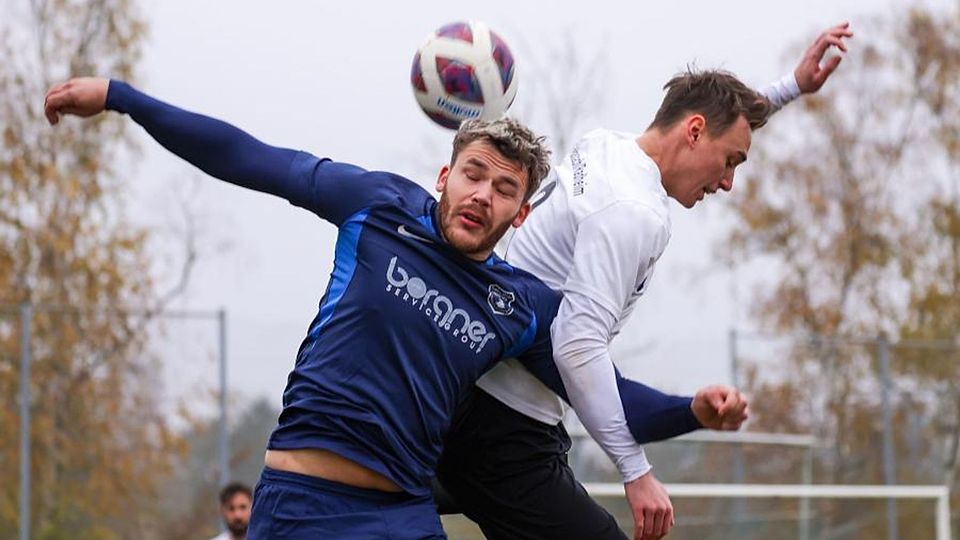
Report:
649,68,771,135
219,482,252,505
451,117,551,202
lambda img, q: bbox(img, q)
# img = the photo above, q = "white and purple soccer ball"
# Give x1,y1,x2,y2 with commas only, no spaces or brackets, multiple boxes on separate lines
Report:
411,21,518,130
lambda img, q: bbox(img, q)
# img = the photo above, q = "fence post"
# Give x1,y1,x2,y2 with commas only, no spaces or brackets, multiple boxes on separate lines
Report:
729,328,746,530
878,335,898,540
218,308,229,487
19,303,32,540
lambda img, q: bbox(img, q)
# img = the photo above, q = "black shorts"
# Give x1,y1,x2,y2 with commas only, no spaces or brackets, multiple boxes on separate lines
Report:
435,389,627,540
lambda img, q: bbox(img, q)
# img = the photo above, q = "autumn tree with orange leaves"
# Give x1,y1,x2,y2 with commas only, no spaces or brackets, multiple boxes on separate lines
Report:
724,5,960,538
0,1,195,538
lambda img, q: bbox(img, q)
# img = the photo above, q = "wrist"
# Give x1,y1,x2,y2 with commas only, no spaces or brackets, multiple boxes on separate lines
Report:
104,79,129,113
784,71,803,97
761,72,802,111
624,465,653,485
618,451,652,483
690,397,705,427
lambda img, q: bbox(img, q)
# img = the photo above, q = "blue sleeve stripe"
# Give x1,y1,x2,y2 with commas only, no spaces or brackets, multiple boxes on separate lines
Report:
417,213,437,235
504,311,537,358
309,209,370,339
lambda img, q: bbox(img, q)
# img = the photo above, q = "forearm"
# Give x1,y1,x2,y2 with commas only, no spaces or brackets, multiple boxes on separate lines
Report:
544,292,647,481
617,377,702,442
520,347,702,444
551,331,651,481
106,80,303,200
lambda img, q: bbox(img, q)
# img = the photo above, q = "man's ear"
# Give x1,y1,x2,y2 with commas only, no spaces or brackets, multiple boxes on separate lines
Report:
686,114,706,147
436,164,451,192
511,201,532,228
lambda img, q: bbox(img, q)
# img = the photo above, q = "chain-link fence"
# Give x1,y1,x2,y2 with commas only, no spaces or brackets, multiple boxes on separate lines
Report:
2,303,237,540
557,328,960,539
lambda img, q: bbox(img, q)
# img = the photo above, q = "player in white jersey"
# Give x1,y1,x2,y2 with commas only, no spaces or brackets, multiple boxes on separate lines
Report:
436,22,852,540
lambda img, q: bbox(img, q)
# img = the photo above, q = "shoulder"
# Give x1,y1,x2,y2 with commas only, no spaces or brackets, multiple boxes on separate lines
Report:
577,127,627,144
571,128,637,159
561,130,668,219
490,260,562,309
582,199,668,239
366,169,435,208
303,155,437,212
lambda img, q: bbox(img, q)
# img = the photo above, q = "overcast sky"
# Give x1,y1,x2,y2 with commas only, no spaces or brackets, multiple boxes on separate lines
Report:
117,0,950,417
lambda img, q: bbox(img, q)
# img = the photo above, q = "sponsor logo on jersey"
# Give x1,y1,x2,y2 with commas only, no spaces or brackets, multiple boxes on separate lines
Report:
487,284,515,316
386,256,497,354
571,147,587,196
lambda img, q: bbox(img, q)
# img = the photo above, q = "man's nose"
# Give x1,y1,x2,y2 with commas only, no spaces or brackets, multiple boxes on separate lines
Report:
719,172,734,192
472,181,493,205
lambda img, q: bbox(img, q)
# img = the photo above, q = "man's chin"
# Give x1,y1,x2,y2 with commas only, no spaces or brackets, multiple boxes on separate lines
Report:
227,524,248,536
448,238,487,257
446,230,492,258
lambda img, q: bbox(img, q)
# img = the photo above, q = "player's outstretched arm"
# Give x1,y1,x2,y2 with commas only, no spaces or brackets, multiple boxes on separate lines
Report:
759,22,853,114
620,380,749,438
44,78,309,203
521,352,743,442
616,376,700,442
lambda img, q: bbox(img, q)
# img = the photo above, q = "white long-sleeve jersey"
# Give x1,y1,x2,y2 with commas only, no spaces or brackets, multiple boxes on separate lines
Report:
477,77,801,482
478,129,668,480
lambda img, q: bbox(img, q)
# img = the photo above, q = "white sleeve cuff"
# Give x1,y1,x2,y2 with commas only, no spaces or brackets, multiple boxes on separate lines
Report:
617,448,652,483
759,72,802,112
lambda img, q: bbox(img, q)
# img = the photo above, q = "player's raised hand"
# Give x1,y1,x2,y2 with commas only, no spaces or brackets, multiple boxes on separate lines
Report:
44,77,110,125
692,385,749,431
794,22,853,94
625,471,674,540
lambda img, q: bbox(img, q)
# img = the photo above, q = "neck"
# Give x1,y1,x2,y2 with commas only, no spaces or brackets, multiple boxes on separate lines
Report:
636,128,678,199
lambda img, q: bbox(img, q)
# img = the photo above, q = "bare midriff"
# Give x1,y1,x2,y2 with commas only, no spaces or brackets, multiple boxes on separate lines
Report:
265,448,403,493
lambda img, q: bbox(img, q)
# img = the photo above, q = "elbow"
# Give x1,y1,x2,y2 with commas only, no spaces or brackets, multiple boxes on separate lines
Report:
552,335,608,371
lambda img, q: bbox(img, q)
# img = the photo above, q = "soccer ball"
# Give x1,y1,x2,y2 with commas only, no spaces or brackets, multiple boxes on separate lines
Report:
411,21,518,130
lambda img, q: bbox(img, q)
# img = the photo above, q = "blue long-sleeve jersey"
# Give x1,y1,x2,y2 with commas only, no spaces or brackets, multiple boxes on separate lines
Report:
105,81,701,495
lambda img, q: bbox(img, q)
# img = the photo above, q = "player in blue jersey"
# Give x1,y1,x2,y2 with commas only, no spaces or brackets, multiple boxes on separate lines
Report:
43,78,736,539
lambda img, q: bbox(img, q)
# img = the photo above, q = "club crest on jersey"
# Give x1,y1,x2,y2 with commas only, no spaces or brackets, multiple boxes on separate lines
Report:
487,284,515,316
385,256,497,354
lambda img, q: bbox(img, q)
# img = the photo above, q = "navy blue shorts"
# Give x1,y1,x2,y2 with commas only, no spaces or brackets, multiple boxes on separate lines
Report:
249,467,446,539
